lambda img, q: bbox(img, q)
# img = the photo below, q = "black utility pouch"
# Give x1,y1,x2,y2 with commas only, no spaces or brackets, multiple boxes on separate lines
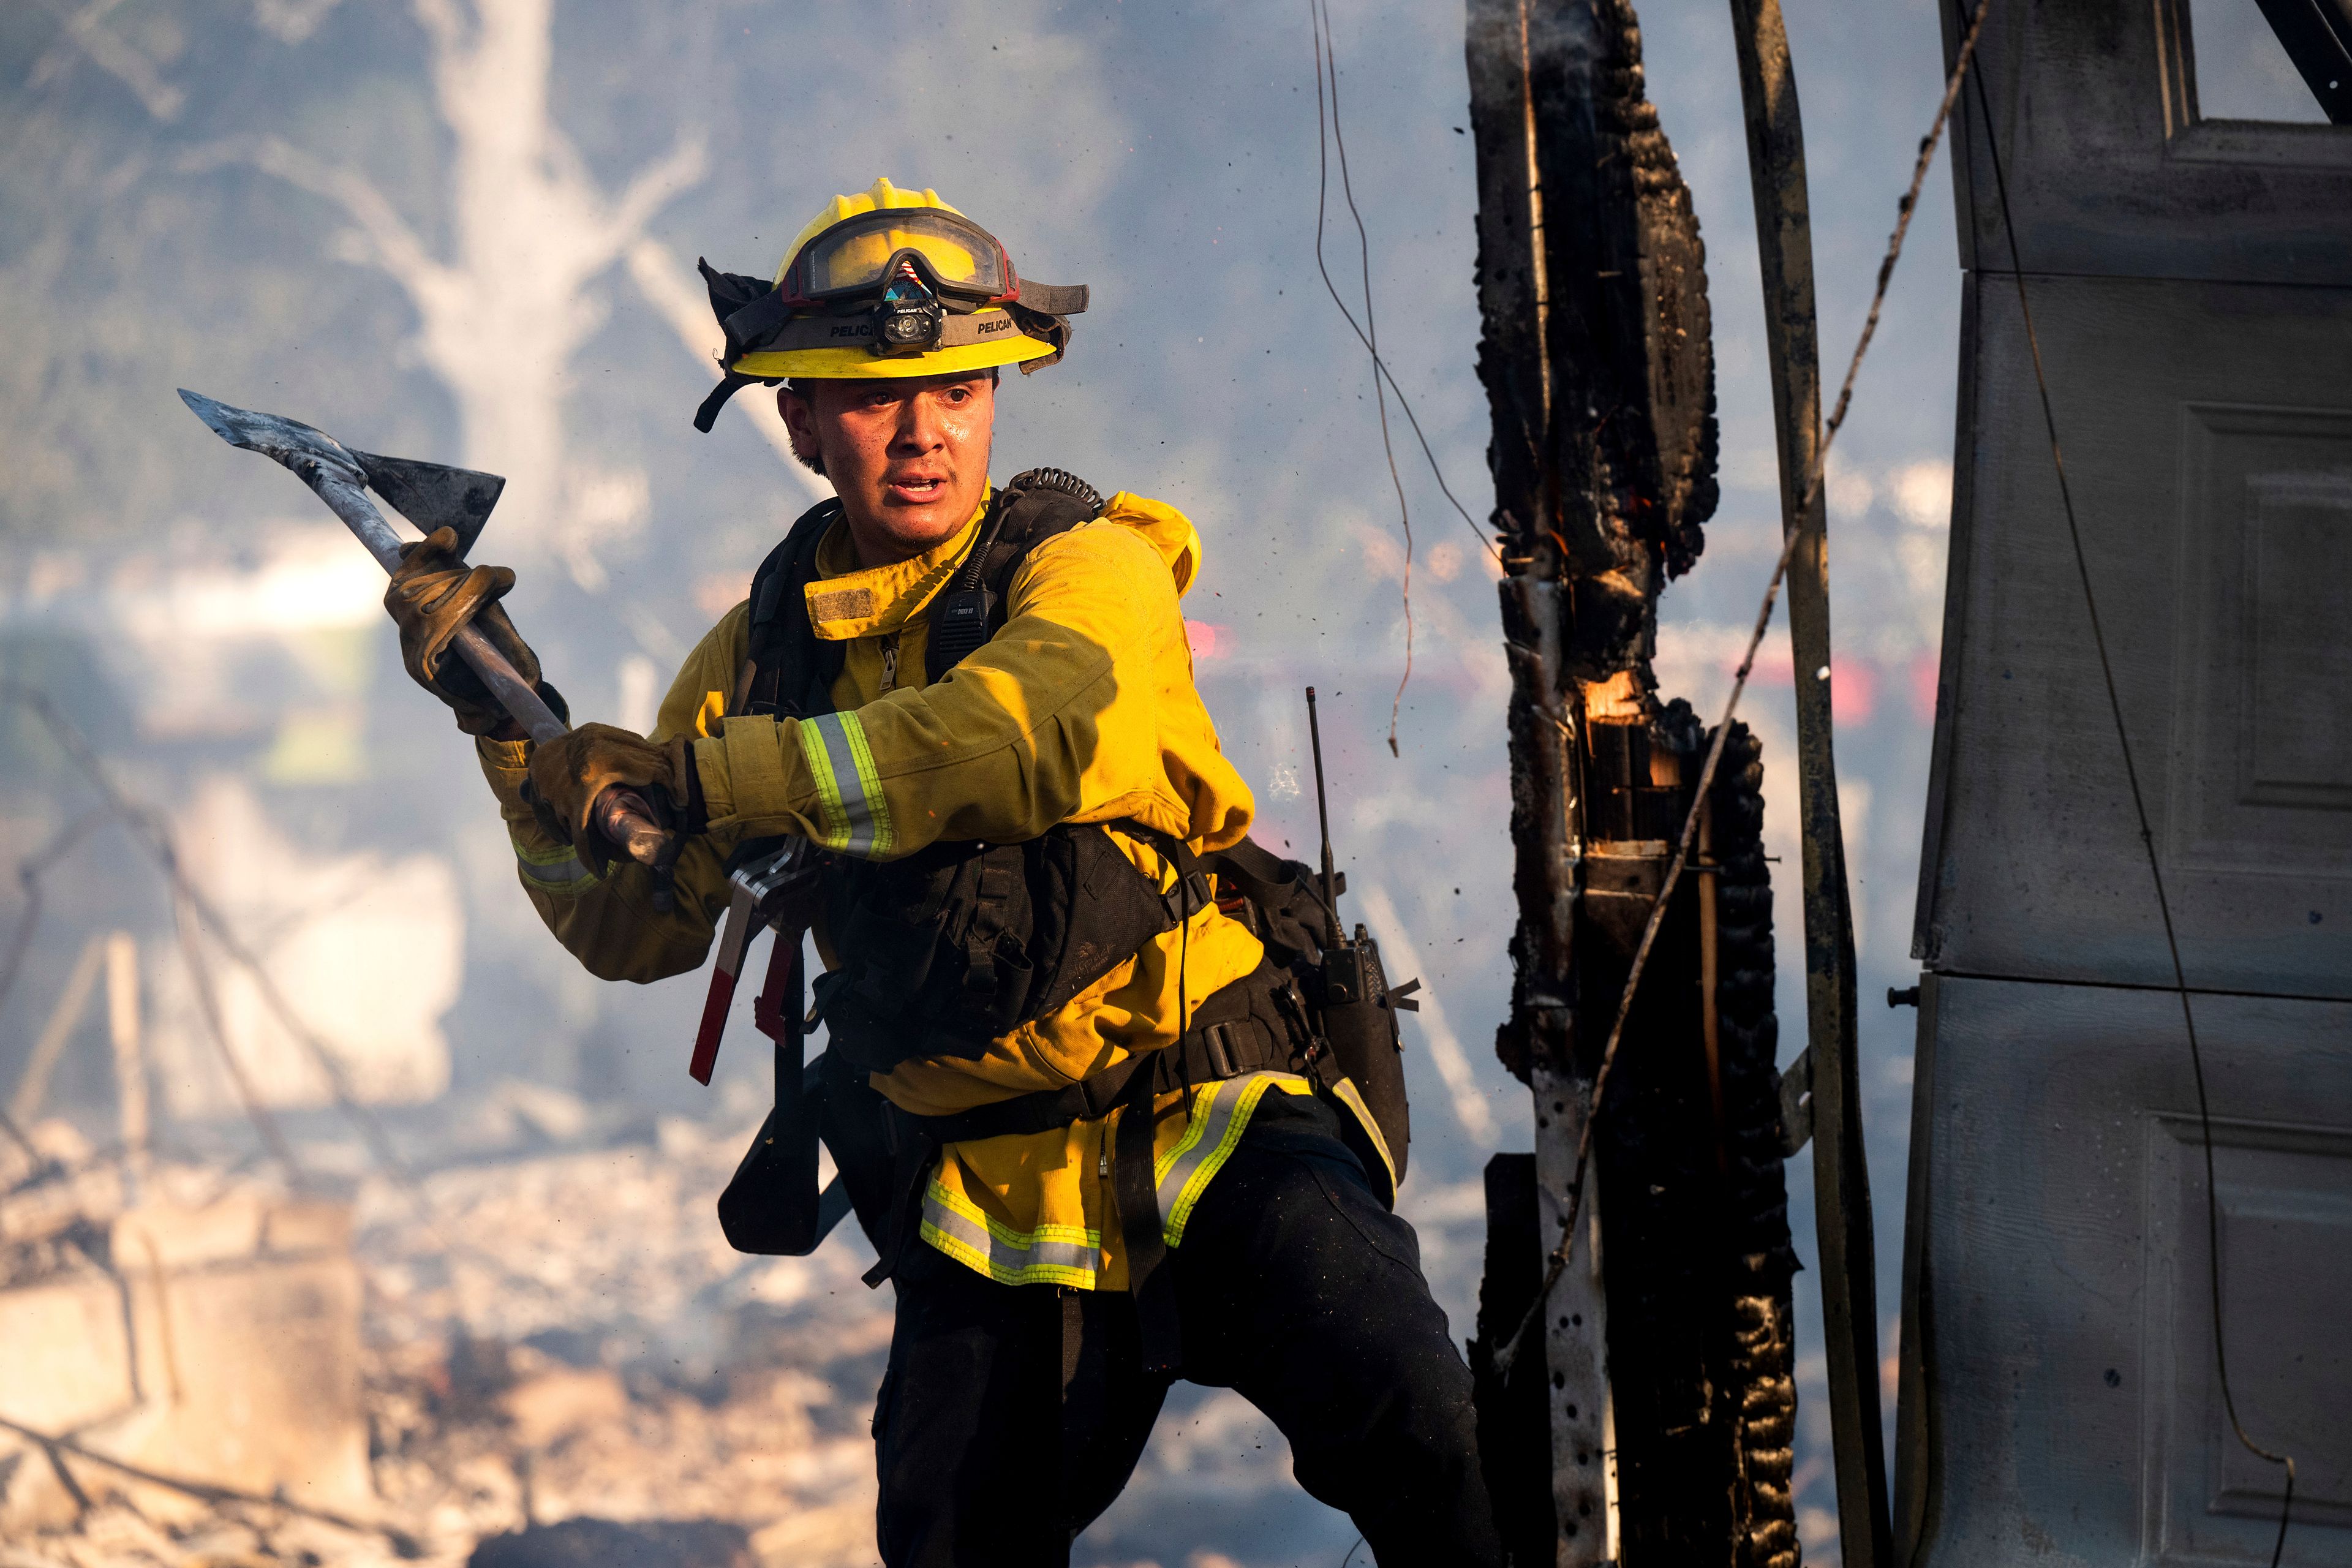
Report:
813,823,1193,1072
1316,931,1412,1191
717,1081,824,1255
715,932,824,1256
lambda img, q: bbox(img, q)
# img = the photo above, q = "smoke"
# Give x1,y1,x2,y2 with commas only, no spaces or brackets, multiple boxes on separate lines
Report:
0,1,1973,1558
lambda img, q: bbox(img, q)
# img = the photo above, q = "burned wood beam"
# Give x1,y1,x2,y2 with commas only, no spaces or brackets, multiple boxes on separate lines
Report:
1725,2,1890,1562
2246,0,2352,123
1471,0,1717,1100
1463,3,1610,1553
1467,2,1801,1565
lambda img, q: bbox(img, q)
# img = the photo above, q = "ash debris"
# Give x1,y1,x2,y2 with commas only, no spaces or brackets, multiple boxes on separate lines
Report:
1,1108,891,1568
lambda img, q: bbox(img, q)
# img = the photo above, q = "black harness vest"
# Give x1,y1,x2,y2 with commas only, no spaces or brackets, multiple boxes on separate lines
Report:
733,472,1220,1076
717,472,1409,1371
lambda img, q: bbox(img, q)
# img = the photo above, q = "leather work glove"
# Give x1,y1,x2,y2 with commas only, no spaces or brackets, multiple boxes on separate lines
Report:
524,723,706,883
384,527,559,737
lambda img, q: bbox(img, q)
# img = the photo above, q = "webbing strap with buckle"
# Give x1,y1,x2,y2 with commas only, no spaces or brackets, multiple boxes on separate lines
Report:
900,963,1300,1145
1114,1066,1182,1374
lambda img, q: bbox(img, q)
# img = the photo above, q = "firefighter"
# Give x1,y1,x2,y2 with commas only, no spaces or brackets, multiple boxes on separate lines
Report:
383,178,1501,1566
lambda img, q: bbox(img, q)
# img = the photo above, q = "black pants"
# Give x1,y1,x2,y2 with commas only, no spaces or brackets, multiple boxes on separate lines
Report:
873,1093,1503,1566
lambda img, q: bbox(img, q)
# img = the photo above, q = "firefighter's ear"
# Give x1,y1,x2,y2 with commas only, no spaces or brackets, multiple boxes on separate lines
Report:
777,386,825,478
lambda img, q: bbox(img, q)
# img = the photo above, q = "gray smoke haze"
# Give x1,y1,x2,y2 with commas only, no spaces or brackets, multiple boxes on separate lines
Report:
4,0,2316,1561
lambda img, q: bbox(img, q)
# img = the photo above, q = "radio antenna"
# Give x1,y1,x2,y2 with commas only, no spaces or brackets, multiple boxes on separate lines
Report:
1305,687,1343,948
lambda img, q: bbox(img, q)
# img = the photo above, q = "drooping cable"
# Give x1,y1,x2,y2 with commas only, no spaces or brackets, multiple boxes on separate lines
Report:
1311,0,1423,756
0,1104,42,1167
1967,61,2296,1568
0,752,304,1180
170,882,306,1181
1310,0,1415,752
1492,0,1996,1378
1302,1,1503,576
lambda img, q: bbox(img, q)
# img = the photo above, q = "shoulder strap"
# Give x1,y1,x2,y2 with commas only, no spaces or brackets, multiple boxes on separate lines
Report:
922,468,1106,684
745,472,1105,704
745,498,848,718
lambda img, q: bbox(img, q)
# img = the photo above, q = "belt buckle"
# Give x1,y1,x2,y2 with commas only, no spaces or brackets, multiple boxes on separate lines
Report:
1203,1022,1237,1079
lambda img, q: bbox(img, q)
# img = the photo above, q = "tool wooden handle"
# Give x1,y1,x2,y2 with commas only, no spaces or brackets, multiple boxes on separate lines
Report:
307,470,564,739
445,619,567,742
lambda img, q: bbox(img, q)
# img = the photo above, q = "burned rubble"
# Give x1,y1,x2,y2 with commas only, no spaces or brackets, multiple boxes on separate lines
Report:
1,1105,891,1568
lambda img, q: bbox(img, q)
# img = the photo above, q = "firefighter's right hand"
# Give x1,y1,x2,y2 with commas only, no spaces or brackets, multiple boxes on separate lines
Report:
384,527,556,738
523,724,706,881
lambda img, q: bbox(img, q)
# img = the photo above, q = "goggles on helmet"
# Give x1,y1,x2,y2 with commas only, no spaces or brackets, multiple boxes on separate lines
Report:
777,208,1018,308
688,199,1089,431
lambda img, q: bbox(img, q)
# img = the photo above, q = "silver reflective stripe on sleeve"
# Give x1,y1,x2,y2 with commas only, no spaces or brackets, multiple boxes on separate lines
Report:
797,711,895,859
919,1179,1101,1287
512,835,598,895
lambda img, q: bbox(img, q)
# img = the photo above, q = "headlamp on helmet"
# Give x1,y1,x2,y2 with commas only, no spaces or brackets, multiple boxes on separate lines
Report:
870,262,947,356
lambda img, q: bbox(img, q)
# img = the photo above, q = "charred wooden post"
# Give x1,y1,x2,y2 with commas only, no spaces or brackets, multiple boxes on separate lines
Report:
1462,2,1608,1555
1464,2,1801,1564
1705,730,1804,1568
1724,3,1890,1562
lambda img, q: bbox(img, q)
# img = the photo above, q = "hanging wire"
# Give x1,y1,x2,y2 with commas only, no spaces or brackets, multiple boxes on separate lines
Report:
1308,0,1539,756
170,883,306,1180
1298,23,1496,576
0,1104,43,1168
1493,0,1997,1379
1310,0,1413,755
0,785,305,1180
1966,61,2296,1568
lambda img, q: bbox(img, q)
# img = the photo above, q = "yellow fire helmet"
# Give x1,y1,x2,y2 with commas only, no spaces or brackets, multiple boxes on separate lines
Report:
691,178,1090,431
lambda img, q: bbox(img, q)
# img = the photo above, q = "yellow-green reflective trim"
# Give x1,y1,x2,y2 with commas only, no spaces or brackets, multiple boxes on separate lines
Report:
510,833,598,895
919,1179,1102,1287
798,717,850,847
919,1072,1326,1289
1328,1075,1398,1195
797,712,894,858
1154,1072,1314,1247
835,712,895,854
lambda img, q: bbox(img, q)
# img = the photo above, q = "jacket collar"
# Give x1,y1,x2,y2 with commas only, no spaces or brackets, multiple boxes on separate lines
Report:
805,491,990,642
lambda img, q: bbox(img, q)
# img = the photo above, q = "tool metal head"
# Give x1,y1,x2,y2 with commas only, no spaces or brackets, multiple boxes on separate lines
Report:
178,387,366,486
178,388,506,556
347,450,504,559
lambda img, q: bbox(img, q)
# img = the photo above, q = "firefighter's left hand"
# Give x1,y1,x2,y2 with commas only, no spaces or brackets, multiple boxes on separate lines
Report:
385,526,556,738
524,724,704,880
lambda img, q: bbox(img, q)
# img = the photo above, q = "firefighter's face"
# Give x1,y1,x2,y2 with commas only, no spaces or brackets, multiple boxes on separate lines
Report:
782,374,995,567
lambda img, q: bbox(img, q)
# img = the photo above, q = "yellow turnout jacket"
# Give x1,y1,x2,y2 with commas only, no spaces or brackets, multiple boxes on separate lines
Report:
475,489,1333,1289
